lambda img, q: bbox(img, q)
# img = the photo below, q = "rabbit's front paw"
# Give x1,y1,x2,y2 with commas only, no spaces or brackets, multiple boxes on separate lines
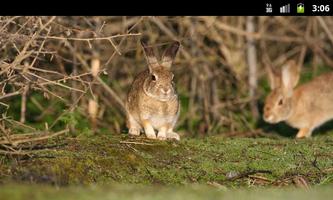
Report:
146,132,157,139
143,120,156,139
157,128,167,140
129,128,140,136
144,127,156,139
295,128,312,139
157,135,167,140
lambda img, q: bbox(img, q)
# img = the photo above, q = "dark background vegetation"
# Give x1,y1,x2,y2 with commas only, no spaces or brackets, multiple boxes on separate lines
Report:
1,16,333,147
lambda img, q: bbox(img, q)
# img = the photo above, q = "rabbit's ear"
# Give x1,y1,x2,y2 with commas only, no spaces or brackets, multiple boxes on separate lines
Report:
266,65,280,90
140,39,159,72
281,60,301,96
161,41,180,69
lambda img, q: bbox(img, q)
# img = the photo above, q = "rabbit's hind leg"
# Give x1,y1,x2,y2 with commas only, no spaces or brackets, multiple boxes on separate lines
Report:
166,125,180,141
127,113,141,136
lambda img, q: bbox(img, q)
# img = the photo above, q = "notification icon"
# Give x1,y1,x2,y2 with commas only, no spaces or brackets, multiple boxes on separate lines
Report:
297,3,305,13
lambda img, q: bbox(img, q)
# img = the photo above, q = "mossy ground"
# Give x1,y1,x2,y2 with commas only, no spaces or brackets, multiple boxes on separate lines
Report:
1,132,333,190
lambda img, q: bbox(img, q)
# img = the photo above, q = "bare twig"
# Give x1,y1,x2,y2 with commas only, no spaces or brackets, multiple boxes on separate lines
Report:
0,128,69,146
316,16,333,46
0,91,22,100
40,33,141,42
120,141,155,146
20,85,29,123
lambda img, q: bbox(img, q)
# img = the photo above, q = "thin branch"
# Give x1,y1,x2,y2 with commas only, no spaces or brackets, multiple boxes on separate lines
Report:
316,16,333,46
40,33,141,41
20,85,29,123
0,91,22,100
0,129,69,146
120,141,155,146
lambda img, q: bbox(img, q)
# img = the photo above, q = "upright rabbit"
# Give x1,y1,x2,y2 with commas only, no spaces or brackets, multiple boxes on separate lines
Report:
263,60,333,138
125,40,181,140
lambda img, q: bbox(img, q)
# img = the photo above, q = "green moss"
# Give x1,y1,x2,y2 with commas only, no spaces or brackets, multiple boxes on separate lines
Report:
1,135,333,188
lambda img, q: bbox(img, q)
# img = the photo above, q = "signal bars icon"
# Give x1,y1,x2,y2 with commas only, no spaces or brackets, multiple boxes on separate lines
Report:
280,4,290,13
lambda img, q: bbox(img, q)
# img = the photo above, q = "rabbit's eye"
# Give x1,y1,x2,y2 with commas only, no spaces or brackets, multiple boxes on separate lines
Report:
278,99,283,106
151,74,157,81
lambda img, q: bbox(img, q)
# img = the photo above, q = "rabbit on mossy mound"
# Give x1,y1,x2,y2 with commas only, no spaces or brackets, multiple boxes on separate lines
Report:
125,40,181,141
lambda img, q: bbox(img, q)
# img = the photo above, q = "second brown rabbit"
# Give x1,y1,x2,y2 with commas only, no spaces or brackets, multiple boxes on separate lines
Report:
263,60,333,138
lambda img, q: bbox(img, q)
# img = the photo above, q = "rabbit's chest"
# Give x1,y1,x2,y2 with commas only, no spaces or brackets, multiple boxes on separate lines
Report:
143,101,178,118
148,115,176,129
141,108,177,128
141,96,179,115
140,99,179,127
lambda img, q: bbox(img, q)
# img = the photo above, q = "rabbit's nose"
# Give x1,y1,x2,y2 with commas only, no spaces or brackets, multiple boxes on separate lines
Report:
161,88,171,94
264,113,274,122
264,107,270,115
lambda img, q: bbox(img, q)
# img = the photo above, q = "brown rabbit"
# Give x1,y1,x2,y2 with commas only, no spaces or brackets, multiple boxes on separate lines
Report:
263,60,333,138
125,40,181,140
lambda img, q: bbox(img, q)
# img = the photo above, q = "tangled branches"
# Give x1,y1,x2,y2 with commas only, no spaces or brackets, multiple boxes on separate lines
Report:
0,16,333,141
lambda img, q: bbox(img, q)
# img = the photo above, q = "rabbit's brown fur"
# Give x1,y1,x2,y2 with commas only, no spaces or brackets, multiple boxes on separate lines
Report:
263,60,333,138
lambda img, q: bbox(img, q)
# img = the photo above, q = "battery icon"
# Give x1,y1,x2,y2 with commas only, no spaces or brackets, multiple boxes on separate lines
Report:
297,3,305,13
